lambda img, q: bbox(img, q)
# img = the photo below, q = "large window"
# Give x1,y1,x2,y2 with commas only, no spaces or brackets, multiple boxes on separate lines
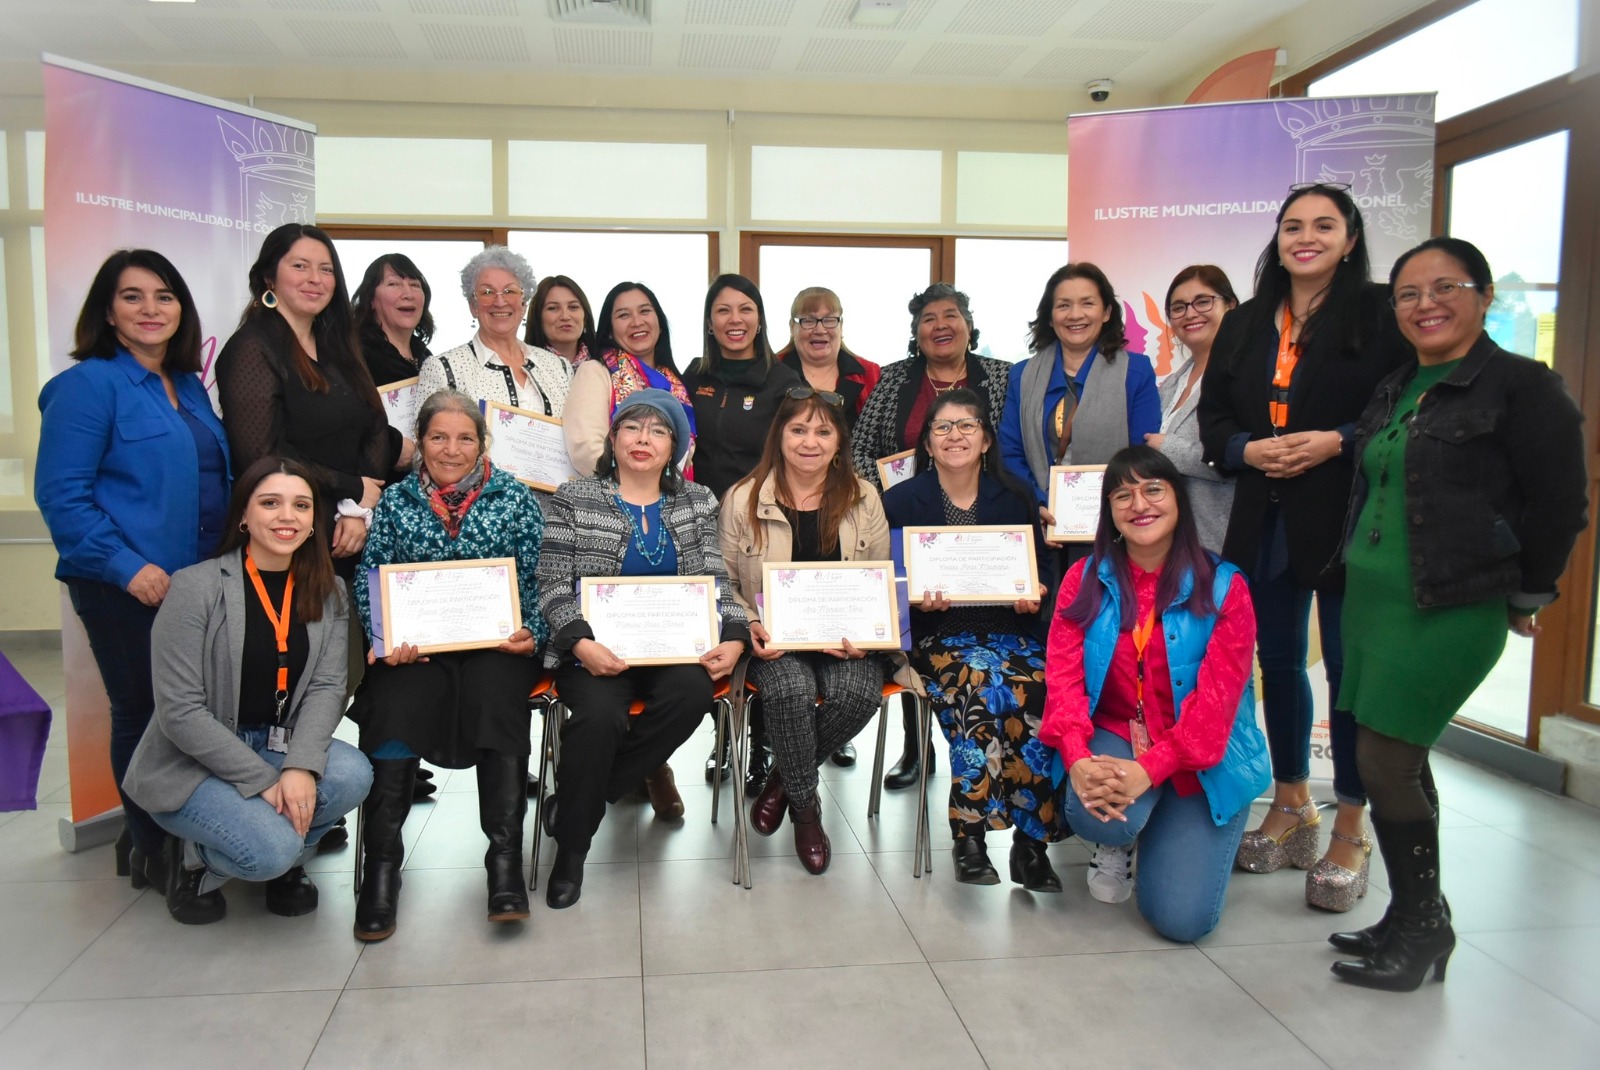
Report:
330,235,487,354
953,237,1070,363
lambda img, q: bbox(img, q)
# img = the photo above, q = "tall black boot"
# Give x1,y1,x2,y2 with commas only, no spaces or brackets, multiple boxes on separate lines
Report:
478,750,531,922
355,757,416,942
884,698,934,791
1329,783,1448,955
744,697,773,799
1331,816,1455,991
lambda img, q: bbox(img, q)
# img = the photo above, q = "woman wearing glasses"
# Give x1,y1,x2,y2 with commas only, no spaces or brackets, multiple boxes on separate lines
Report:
1146,266,1240,554
1040,445,1267,941
882,390,1062,889
1198,183,1409,911
418,246,573,420
719,387,892,875
774,286,882,430
1329,238,1585,991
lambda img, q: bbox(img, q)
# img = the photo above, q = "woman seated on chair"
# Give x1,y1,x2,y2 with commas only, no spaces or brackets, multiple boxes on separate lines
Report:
719,386,893,876
350,389,547,941
537,390,748,908
882,389,1063,890
123,457,373,926
1040,446,1268,941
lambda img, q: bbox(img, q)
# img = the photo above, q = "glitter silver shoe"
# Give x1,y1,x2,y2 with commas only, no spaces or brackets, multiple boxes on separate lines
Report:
1234,801,1322,873
1306,830,1372,913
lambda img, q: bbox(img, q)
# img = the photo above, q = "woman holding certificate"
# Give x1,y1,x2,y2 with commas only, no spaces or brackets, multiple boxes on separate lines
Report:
881,390,1063,889
1040,446,1268,941
720,388,891,875
852,284,1013,793
417,247,573,418
537,391,748,909
350,390,547,939
122,457,373,926
1198,183,1409,911
36,249,231,891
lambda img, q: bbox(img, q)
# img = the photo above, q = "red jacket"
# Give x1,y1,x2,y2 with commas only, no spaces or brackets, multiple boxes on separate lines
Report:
775,347,881,430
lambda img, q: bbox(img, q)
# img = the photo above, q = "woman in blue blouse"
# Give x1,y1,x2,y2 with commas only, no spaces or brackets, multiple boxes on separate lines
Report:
350,389,546,940
36,249,230,891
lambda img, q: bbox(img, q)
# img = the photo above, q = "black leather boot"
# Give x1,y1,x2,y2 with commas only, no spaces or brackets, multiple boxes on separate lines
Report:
705,733,732,784
478,750,531,922
952,828,999,885
546,844,588,909
355,757,416,942
164,835,226,925
884,700,934,791
1329,785,1444,955
745,699,772,798
1009,829,1062,893
1332,816,1455,991
264,867,319,917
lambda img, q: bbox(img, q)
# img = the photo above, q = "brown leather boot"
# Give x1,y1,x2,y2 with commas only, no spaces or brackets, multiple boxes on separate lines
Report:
790,798,831,875
750,767,787,836
645,763,685,820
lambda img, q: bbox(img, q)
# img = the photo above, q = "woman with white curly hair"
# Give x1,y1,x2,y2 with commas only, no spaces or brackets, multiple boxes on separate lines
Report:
419,245,573,418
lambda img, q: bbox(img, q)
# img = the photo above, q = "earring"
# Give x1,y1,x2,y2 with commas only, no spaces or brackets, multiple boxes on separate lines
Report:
1113,530,1125,543
261,290,278,309
239,522,248,533
831,454,841,469
307,527,314,537
1342,254,1350,263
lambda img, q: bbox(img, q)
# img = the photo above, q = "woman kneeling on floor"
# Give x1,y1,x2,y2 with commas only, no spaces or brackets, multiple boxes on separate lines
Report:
351,389,547,940
1039,446,1268,941
123,457,374,925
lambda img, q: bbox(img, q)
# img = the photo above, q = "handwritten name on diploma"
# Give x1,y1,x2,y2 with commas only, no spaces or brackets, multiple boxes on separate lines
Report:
768,567,892,646
908,529,1032,599
386,564,516,649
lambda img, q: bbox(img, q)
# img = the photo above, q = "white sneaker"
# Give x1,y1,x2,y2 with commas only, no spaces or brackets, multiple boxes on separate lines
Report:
1086,843,1134,903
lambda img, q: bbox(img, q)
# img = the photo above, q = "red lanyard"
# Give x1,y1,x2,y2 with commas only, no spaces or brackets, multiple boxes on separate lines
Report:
244,552,295,721
1269,305,1299,430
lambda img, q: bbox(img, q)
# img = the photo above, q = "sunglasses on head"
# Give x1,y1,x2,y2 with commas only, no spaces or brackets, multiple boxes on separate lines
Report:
785,385,844,407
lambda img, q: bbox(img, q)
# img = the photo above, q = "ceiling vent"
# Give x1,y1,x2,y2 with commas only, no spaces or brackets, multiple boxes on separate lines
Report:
548,0,651,26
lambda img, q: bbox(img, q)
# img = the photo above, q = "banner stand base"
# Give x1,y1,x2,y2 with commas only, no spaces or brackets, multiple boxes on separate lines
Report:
58,808,124,853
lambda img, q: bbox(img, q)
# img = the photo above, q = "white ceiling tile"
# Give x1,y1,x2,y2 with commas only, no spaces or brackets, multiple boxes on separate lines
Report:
815,0,936,32
409,0,519,13
1074,0,1210,41
912,41,1025,77
686,0,795,28
1026,45,1142,80
944,0,1077,36
680,33,782,71
420,21,531,61
551,26,652,65
286,17,407,59
795,36,905,74
147,14,282,57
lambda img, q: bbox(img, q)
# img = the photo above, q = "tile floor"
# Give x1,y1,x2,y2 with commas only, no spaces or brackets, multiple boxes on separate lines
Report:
3,641,1600,1069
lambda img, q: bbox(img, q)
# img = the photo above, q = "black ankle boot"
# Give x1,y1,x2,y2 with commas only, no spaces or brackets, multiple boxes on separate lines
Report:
115,826,133,878
1332,816,1455,991
744,740,773,799
546,844,588,909
952,830,999,885
1009,830,1061,893
478,751,531,922
164,836,225,925
884,702,934,791
264,867,319,917
355,757,416,942
1329,787,1446,955
705,733,732,784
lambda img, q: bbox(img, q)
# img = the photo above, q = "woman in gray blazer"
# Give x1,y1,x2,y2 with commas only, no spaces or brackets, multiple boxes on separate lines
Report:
123,457,373,925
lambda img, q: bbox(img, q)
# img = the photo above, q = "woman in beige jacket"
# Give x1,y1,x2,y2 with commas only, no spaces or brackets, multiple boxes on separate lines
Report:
719,387,891,875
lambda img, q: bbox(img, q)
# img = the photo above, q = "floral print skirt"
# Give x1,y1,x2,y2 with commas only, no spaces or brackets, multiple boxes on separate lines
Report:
912,631,1065,843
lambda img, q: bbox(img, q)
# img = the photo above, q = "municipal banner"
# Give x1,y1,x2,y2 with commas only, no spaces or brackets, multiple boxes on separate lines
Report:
1067,94,1436,377
41,55,316,837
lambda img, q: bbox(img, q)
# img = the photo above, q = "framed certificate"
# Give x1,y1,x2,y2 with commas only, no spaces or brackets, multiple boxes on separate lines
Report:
580,576,719,665
761,562,901,652
875,449,917,491
903,525,1039,605
376,377,421,438
374,557,521,655
483,399,578,492
1046,465,1106,544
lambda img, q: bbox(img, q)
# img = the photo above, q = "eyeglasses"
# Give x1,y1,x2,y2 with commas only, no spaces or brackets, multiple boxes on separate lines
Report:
1167,294,1220,318
785,386,844,407
929,418,982,437
793,315,841,330
616,421,672,441
1390,281,1479,309
475,285,525,302
1109,479,1169,508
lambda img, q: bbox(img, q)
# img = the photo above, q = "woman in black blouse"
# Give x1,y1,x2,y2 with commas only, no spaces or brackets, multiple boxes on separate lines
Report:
352,252,433,479
216,224,389,579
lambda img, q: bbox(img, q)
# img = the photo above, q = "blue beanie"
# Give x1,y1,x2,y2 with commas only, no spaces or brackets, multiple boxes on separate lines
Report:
610,388,693,468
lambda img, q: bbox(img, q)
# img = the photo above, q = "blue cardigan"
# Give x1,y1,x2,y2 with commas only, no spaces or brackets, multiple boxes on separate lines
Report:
36,349,230,588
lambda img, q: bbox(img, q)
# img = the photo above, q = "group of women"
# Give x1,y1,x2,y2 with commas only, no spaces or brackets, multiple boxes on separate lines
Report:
35,182,1587,994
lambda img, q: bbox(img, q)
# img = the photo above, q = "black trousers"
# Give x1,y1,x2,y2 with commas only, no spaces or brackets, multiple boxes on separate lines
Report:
552,661,713,851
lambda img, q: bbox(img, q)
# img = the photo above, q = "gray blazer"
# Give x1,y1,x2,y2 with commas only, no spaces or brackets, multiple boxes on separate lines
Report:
123,550,348,815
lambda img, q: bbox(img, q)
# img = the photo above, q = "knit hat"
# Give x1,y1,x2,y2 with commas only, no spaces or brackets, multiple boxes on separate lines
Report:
610,388,693,468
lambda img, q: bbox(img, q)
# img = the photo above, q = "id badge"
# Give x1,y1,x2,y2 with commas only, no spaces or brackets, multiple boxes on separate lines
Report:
1129,714,1152,758
267,725,291,753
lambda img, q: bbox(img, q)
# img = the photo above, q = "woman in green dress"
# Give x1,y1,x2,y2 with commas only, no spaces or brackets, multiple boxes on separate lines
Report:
1330,237,1586,992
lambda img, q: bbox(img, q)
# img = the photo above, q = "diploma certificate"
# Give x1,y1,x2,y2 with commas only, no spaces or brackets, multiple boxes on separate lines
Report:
377,377,421,439
761,562,901,651
876,449,917,491
1047,465,1106,543
903,526,1040,604
376,558,521,655
580,576,719,665
483,399,578,492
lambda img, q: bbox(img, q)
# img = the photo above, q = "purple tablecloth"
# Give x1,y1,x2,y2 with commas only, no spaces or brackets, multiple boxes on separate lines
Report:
0,652,51,811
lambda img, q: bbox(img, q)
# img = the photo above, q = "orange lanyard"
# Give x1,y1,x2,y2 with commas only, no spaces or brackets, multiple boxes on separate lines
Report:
1130,608,1156,719
1269,305,1299,430
244,552,295,720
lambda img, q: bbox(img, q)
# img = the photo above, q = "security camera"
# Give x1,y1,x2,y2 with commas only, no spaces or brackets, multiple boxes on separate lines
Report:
1087,79,1113,103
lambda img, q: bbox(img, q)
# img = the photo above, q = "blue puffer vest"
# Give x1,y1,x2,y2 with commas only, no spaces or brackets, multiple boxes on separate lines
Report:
1052,556,1270,826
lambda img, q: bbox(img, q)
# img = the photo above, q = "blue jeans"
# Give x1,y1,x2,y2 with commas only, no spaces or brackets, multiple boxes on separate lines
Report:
151,728,372,892
1064,730,1249,942
1251,567,1364,805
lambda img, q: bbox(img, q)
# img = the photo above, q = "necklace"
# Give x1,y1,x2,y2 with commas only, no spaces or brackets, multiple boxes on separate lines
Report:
615,494,668,566
925,365,967,394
